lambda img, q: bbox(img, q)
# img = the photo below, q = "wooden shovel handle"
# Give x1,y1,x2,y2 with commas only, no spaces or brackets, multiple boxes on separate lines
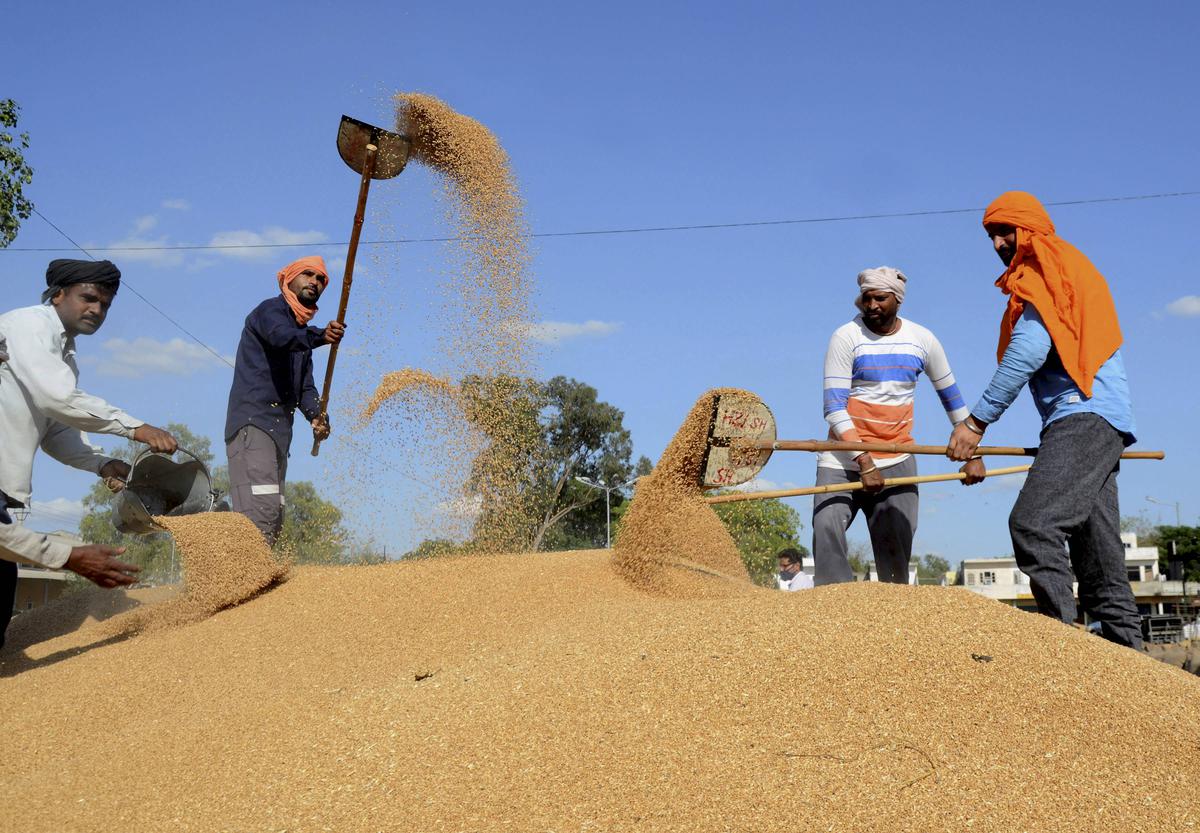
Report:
705,464,1032,505
752,439,1164,460
312,144,378,457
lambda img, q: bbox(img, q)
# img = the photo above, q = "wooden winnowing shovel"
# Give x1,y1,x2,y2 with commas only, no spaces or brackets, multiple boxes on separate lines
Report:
311,116,411,457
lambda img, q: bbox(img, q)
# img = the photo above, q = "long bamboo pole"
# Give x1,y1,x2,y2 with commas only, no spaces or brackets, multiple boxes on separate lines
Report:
748,439,1164,460
705,464,1032,505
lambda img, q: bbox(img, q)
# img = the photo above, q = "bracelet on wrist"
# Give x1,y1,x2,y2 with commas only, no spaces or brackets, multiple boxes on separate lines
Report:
963,416,985,436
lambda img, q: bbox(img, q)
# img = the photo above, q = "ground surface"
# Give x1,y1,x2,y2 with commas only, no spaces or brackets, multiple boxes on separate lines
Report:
3,550,1198,832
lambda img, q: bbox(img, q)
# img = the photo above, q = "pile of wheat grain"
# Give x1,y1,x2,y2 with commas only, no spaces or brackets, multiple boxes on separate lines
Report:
612,388,752,598
96,513,287,638
2,549,1197,832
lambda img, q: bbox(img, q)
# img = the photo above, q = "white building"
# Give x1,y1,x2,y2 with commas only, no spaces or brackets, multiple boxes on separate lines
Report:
7,528,77,615
957,534,1197,636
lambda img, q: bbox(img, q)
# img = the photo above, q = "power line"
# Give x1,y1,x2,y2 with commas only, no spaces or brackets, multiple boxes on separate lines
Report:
6,190,1198,254
29,208,236,370
25,208,457,497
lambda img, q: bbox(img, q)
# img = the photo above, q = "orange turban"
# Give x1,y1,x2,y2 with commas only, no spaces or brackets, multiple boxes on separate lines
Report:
277,255,329,326
982,191,1122,397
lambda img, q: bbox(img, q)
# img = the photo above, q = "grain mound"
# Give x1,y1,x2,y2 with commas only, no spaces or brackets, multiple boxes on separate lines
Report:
2,584,177,657
613,388,751,597
96,513,287,638
2,552,1197,832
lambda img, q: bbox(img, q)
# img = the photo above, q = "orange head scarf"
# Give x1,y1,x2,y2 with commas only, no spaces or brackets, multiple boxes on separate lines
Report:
277,256,329,326
982,191,1122,397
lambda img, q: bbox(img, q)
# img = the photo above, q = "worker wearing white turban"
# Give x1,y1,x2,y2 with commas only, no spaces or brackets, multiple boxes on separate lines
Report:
854,266,907,310
814,263,981,587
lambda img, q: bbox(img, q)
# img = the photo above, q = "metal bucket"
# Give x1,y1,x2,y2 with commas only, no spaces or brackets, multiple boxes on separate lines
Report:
113,448,216,535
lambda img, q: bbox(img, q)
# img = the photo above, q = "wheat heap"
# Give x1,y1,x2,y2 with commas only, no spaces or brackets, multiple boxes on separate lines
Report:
1,513,288,670
2,550,1198,832
613,388,752,598
99,513,287,638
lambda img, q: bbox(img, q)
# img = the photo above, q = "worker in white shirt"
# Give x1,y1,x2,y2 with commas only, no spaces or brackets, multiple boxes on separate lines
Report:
777,548,815,591
0,259,179,648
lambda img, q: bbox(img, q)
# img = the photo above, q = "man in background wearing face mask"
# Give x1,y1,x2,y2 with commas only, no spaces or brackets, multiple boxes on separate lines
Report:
813,266,983,586
225,256,345,544
777,548,814,591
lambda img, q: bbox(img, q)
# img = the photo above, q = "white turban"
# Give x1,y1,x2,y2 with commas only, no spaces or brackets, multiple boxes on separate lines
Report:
855,266,907,310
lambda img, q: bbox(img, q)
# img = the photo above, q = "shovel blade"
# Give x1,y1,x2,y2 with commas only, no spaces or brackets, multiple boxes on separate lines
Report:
700,392,776,489
337,115,410,179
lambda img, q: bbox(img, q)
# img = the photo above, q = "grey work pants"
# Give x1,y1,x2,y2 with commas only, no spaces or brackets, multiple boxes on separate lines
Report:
1009,413,1141,649
812,456,919,586
227,425,288,544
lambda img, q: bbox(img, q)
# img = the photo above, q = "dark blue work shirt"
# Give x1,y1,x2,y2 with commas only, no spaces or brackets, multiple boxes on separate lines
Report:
224,295,327,454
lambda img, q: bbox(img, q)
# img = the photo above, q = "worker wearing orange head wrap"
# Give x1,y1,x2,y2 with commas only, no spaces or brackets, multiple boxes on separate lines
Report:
947,191,1141,649
278,255,330,325
224,256,346,543
983,191,1122,395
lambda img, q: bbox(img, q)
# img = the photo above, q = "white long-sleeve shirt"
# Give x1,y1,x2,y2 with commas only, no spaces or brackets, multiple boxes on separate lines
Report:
0,305,144,567
0,520,73,569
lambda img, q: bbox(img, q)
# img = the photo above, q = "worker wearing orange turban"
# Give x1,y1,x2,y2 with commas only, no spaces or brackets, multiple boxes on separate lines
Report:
224,256,344,544
278,255,330,326
947,191,1141,649
983,191,1122,396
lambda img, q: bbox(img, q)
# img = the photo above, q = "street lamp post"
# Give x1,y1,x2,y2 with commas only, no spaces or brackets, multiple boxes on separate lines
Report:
575,475,641,549
1146,495,1182,526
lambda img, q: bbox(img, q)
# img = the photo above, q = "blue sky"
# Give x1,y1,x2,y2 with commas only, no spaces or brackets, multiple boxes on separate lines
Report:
3,1,1197,560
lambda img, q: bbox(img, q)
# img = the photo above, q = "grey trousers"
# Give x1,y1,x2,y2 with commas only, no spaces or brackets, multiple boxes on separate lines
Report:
1010,413,1141,649
812,456,919,586
227,424,288,544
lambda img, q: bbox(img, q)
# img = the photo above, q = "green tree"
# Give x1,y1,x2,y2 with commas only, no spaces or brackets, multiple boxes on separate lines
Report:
846,539,871,577
402,538,472,560
532,377,641,551
1121,511,1159,544
459,373,547,552
549,454,653,550
1,100,34,248
711,498,805,587
459,375,642,552
277,480,351,564
1155,525,1200,583
917,554,951,584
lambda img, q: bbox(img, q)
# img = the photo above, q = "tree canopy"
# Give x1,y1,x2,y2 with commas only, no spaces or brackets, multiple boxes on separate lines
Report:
1154,525,1200,583
0,100,34,248
711,498,806,587
916,554,951,584
459,374,644,552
